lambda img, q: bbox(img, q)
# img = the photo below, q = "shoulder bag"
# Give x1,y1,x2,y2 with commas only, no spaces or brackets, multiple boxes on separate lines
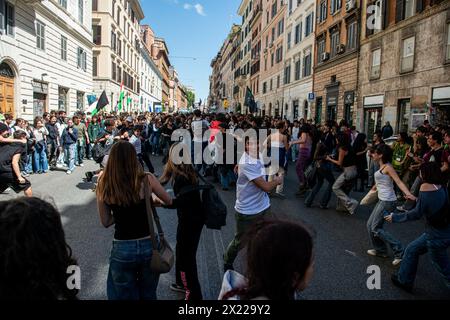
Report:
143,176,174,273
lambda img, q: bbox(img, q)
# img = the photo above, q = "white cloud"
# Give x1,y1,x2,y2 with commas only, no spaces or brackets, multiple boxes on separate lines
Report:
194,4,206,16
183,3,206,16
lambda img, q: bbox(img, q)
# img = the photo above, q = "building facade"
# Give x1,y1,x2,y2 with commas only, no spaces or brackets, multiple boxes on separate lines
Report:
250,0,263,111
0,0,93,120
358,0,450,136
92,0,144,113
139,42,162,113
237,0,254,113
260,0,287,117
283,0,315,121
313,0,360,125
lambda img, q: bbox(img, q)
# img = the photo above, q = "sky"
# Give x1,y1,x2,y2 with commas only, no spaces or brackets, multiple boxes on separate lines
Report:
141,0,242,104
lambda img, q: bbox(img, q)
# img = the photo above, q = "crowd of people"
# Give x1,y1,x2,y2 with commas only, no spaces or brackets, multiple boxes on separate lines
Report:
0,108,449,300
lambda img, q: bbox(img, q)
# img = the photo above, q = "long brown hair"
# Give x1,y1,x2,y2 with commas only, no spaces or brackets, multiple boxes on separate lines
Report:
97,140,146,206
160,143,198,185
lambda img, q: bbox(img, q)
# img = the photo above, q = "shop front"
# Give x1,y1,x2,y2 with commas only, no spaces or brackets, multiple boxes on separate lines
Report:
32,80,48,118
363,95,384,139
431,86,450,126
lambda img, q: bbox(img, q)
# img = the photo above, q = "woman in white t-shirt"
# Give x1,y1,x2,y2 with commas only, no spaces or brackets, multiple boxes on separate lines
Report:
223,134,282,272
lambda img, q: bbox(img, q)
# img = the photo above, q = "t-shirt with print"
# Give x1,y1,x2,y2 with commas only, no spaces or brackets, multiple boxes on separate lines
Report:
235,152,270,215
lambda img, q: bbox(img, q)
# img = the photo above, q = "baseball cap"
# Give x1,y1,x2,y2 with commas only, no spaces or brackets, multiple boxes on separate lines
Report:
0,122,8,135
126,116,133,122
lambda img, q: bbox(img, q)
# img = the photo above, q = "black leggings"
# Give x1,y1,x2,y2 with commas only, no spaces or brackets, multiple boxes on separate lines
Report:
175,215,204,300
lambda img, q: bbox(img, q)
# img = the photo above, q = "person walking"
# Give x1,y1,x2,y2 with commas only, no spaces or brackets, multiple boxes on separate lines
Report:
87,115,101,160
96,141,172,300
327,133,359,215
290,124,313,196
267,121,289,198
160,143,205,300
223,135,282,272
365,144,416,266
73,115,89,167
386,162,450,292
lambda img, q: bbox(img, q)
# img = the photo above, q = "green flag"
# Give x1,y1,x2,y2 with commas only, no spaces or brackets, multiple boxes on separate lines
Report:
117,82,125,111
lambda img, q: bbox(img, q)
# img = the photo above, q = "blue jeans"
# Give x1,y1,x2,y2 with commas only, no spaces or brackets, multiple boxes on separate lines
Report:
107,238,160,300
398,232,450,288
75,140,85,165
305,164,335,207
33,143,49,173
64,144,76,172
367,200,404,258
25,154,33,174
150,133,160,154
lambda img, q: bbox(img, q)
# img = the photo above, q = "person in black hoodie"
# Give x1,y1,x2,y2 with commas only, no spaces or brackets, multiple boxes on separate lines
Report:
46,116,60,167
160,143,205,300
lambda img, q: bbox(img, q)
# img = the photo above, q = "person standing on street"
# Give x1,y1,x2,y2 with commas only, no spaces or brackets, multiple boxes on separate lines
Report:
96,141,172,300
73,115,89,168
87,115,101,160
46,115,60,168
32,117,49,174
223,134,282,272
382,121,394,140
61,119,78,175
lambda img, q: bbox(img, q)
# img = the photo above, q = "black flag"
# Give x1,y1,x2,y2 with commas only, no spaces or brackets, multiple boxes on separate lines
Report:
92,90,109,115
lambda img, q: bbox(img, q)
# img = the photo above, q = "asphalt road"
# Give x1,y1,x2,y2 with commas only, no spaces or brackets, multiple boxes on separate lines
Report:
1,157,449,300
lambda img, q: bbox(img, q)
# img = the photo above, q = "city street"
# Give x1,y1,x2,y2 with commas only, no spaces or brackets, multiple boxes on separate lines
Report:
1,156,449,300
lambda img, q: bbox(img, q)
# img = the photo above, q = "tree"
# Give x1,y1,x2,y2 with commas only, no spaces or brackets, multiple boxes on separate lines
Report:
186,90,196,108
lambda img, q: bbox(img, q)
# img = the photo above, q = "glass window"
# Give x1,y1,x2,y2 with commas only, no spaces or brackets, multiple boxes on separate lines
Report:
347,21,357,50
447,23,450,60
401,36,415,72
371,48,381,79
61,36,67,61
78,0,84,24
36,21,45,50
330,31,339,57
404,0,416,19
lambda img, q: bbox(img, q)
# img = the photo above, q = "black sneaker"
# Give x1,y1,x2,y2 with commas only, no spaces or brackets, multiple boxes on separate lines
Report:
391,274,413,293
170,283,186,293
85,172,94,182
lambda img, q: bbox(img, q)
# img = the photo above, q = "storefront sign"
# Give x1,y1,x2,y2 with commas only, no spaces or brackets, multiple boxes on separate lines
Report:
32,80,48,94
432,86,450,103
327,96,337,106
363,95,384,107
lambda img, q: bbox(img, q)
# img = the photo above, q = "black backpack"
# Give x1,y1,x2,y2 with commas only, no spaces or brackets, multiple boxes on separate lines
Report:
177,174,228,230
92,142,112,164
426,188,450,230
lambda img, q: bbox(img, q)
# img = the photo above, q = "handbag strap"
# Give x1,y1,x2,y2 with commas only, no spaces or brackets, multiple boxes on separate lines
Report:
143,174,165,249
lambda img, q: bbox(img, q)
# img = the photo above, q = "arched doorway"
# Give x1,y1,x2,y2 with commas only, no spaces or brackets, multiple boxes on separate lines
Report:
0,62,15,116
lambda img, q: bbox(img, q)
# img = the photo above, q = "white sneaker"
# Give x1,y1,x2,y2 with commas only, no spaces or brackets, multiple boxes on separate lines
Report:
66,170,72,175
56,164,63,169
367,249,388,258
348,199,359,215
79,164,84,167
392,258,402,266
